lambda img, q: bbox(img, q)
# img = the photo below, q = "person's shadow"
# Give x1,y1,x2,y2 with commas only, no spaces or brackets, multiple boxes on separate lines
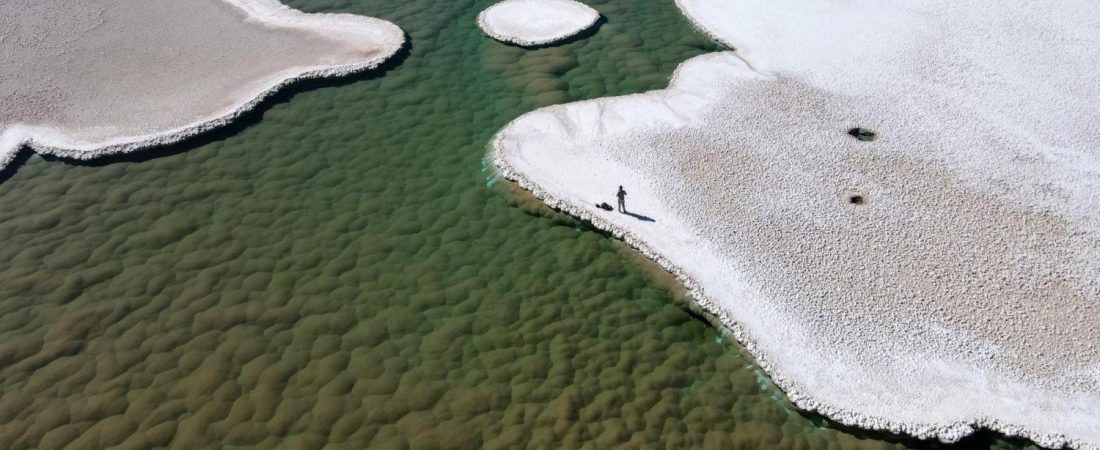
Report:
623,211,656,222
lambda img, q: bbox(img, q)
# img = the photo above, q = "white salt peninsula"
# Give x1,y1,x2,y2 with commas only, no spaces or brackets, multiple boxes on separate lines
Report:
477,0,599,47
493,0,1100,448
0,0,404,169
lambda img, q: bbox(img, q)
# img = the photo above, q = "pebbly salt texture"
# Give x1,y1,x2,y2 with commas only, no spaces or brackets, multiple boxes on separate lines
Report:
477,0,600,47
0,0,404,169
493,0,1100,448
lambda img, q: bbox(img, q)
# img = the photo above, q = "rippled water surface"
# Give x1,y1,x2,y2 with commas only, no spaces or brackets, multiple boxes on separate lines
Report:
0,0,1038,448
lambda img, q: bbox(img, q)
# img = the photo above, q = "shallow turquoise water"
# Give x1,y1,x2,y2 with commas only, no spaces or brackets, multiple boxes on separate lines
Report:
0,0,1038,448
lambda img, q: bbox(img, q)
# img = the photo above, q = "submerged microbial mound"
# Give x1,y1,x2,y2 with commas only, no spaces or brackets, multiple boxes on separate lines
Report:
477,0,600,47
0,0,403,169
494,0,1100,448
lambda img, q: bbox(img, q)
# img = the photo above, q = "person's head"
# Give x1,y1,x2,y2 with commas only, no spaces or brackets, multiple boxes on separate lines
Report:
618,185,623,190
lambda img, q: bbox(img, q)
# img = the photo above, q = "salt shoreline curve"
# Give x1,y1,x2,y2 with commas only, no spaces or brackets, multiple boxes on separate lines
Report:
492,0,1100,448
0,0,405,170
477,0,600,47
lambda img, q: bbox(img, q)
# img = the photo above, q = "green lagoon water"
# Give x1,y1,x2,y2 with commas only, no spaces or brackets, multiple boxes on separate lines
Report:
0,0,1038,448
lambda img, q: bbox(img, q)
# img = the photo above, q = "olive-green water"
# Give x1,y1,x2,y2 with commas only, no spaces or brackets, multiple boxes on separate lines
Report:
0,0,1038,449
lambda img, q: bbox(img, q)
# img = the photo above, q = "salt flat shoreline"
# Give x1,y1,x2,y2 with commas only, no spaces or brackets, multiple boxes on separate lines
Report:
477,0,600,47
492,0,1100,448
0,0,404,170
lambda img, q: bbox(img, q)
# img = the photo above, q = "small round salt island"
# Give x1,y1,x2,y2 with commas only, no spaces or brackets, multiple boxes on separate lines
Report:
477,0,600,47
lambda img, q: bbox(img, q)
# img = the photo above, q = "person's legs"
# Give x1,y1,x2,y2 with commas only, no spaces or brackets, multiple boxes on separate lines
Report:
618,199,625,213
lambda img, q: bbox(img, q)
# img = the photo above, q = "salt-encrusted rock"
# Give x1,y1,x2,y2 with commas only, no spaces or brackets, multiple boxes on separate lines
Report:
0,0,405,169
847,127,876,141
477,0,600,47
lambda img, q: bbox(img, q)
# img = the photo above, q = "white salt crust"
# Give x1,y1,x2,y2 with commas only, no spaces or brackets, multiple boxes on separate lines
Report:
477,0,600,47
0,0,404,169
492,0,1100,448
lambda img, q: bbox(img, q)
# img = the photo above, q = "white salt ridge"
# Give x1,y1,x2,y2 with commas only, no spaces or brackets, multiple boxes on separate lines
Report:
477,0,600,47
0,0,404,169
493,0,1100,448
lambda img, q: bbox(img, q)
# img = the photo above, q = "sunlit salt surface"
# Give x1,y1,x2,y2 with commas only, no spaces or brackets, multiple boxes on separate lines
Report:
493,0,1100,447
477,0,600,47
0,0,1045,448
0,0,402,167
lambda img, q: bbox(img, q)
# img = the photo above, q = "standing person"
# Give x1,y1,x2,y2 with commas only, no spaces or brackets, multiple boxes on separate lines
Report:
616,185,627,213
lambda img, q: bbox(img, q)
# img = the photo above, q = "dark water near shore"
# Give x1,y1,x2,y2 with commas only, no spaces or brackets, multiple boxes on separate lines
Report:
0,0,1037,448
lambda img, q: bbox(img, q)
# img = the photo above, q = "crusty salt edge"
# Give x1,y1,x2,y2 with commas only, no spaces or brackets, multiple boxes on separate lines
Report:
0,0,405,170
476,0,600,47
490,50,1097,450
